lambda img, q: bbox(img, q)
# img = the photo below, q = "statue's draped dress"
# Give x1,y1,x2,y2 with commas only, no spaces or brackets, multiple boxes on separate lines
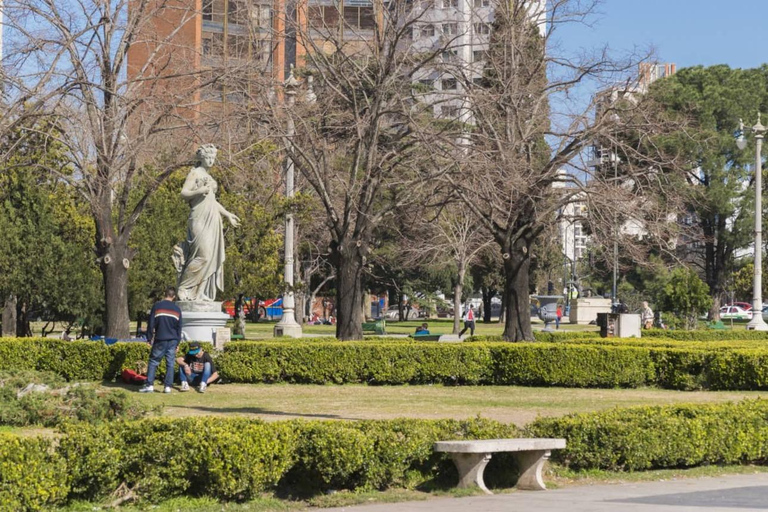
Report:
177,167,225,301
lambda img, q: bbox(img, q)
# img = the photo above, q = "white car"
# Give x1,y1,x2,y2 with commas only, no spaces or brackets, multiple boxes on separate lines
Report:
720,305,753,320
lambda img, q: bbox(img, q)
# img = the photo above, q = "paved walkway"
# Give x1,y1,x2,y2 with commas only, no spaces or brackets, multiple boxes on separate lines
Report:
323,474,768,512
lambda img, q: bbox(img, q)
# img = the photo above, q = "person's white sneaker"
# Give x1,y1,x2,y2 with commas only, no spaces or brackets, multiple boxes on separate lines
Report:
163,386,172,394
180,381,190,392
198,382,207,393
138,384,154,393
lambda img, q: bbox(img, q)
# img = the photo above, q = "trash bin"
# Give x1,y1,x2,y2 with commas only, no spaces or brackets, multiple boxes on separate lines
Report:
597,313,618,338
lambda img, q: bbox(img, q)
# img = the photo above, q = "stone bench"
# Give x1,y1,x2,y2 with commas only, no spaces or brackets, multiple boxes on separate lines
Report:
434,438,566,494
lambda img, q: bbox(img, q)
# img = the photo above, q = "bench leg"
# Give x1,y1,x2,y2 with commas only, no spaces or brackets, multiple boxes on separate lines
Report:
450,453,492,495
514,449,550,490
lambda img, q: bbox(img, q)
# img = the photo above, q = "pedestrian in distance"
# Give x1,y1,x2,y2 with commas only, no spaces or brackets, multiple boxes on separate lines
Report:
459,305,476,337
177,342,218,393
139,286,182,394
556,304,563,330
641,301,654,329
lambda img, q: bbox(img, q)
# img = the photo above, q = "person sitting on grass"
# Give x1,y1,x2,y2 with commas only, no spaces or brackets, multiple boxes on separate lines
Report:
415,323,430,335
177,342,218,393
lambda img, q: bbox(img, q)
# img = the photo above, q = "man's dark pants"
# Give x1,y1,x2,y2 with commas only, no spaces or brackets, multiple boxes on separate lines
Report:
146,339,179,387
459,321,475,336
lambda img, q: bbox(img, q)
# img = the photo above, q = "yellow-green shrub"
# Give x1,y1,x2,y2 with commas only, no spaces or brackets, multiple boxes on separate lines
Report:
0,433,69,512
527,399,768,471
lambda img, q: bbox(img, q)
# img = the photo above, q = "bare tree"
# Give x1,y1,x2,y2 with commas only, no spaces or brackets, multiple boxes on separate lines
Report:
1,0,258,337
264,0,456,339
428,0,688,341
403,203,493,332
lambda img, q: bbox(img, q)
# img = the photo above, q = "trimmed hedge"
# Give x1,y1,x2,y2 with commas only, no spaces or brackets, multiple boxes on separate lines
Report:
218,341,655,387
8,400,768,508
7,337,768,390
3,417,517,509
527,399,768,471
0,339,211,381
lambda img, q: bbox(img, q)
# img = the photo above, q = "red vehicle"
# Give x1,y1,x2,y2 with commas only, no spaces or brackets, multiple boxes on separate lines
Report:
730,302,754,311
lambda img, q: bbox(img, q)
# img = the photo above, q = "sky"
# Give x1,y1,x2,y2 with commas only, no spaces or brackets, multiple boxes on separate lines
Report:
553,0,768,71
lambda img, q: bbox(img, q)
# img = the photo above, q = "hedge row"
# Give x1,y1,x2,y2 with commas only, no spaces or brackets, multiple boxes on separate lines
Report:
218,341,768,390
527,399,768,471
7,337,768,390
8,400,768,509
218,341,655,387
2,417,517,510
0,339,211,381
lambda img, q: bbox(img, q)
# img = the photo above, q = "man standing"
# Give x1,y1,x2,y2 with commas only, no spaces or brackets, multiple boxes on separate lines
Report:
139,287,182,393
177,342,219,393
459,305,476,337
641,301,654,330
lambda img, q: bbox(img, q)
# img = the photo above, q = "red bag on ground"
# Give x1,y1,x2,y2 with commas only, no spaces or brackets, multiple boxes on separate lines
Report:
121,368,147,384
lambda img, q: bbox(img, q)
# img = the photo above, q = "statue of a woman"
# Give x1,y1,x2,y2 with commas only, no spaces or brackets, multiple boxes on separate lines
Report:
173,144,240,302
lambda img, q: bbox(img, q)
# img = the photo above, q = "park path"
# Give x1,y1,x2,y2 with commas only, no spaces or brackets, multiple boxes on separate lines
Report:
322,473,768,511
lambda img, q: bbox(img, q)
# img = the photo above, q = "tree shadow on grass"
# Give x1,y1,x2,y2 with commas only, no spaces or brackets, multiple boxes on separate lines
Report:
170,405,352,421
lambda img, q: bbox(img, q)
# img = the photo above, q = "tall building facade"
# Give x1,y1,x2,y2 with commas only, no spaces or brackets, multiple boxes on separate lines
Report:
408,0,545,118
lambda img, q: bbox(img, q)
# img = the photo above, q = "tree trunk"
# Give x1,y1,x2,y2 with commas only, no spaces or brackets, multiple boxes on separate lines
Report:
398,291,405,322
333,242,365,340
501,239,534,342
16,300,32,337
453,263,466,334
481,286,494,323
2,296,17,337
101,240,132,339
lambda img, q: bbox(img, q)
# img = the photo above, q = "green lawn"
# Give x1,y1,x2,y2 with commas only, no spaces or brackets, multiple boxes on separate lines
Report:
242,318,601,339
110,381,765,427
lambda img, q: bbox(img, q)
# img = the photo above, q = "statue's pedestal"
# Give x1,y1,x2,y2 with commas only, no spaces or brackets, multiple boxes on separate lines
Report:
178,301,230,343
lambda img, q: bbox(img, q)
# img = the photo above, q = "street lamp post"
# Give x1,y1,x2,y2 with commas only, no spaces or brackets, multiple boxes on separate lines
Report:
274,67,315,338
737,113,768,330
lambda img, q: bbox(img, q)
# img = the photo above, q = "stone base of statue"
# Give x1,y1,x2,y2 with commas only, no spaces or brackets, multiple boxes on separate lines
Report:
178,301,230,343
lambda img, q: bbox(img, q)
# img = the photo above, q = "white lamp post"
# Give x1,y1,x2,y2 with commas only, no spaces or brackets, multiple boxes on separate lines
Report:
274,67,315,338
737,113,768,330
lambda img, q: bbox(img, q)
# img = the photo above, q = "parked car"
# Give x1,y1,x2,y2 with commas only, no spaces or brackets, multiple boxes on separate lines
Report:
719,305,753,320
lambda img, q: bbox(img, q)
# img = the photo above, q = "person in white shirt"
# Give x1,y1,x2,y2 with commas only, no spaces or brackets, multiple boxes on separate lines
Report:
641,301,654,329
459,305,476,337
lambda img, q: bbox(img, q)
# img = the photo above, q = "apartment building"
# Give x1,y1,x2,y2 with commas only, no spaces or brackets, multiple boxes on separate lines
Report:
127,0,383,102
408,0,545,118
127,0,546,108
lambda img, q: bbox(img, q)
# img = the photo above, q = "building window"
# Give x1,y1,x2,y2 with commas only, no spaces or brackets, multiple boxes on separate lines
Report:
441,0,458,8
250,4,271,27
344,5,376,30
308,5,339,29
418,78,434,88
472,50,485,62
441,49,457,62
473,22,490,35
440,105,460,117
441,78,457,90
472,76,485,87
419,23,435,37
473,0,490,7
228,0,248,25
202,0,213,21
442,23,458,36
